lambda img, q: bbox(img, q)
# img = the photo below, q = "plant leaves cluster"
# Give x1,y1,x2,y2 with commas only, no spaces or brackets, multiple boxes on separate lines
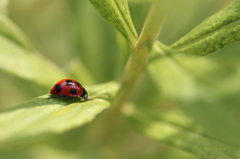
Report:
0,0,240,158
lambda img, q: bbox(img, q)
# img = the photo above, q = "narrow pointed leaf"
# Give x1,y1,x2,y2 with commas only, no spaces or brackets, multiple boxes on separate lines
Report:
0,0,8,14
148,43,240,146
89,0,138,44
0,35,67,88
0,14,34,50
130,110,240,159
0,81,119,147
171,0,240,55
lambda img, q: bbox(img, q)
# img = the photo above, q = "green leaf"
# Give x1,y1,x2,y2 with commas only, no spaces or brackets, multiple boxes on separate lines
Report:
0,81,119,147
130,109,240,159
0,0,8,14
171,0,240,56
148,42,240,146
0,14,34,50
0,35,67,88
88,0,138,44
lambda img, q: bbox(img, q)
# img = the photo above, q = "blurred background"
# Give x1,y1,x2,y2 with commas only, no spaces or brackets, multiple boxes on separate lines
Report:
0,0,236,158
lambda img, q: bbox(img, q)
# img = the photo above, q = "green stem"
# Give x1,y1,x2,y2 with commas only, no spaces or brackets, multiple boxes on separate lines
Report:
102,1,165,143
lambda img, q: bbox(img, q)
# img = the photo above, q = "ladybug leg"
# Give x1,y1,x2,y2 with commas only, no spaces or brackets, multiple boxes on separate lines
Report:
78,98,93,103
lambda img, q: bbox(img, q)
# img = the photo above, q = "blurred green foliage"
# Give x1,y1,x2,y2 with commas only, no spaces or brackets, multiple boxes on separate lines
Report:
0,0,239,159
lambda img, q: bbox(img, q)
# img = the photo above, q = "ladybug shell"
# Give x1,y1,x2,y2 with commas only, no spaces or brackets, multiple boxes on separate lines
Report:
49,79,88,99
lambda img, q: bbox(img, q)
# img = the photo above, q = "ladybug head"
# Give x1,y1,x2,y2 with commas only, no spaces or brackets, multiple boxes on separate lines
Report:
81,87,88,99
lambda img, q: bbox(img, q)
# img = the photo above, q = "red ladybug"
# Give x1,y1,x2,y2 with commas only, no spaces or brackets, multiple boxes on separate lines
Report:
49,79,88,100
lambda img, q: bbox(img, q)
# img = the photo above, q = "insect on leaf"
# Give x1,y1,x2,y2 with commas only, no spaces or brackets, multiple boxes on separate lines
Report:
0,81,119,147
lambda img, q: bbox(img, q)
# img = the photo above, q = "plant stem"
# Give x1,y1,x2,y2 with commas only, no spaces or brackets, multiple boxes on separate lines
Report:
102,1,165,143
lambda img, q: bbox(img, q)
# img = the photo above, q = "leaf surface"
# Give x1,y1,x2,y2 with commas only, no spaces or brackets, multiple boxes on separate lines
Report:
0,15,34,50
148,42,240,147
89,0,138,44
130,109,240,159
0,0,8,14
0,35,67,88
171,0,240,55
0,81,119,147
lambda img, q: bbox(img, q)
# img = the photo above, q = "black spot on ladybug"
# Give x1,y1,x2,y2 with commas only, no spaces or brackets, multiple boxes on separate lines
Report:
66,80,74,86
70,89,77,95
55,84,62,93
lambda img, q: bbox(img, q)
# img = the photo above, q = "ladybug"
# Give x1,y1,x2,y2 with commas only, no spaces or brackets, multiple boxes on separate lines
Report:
49,79,88,100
